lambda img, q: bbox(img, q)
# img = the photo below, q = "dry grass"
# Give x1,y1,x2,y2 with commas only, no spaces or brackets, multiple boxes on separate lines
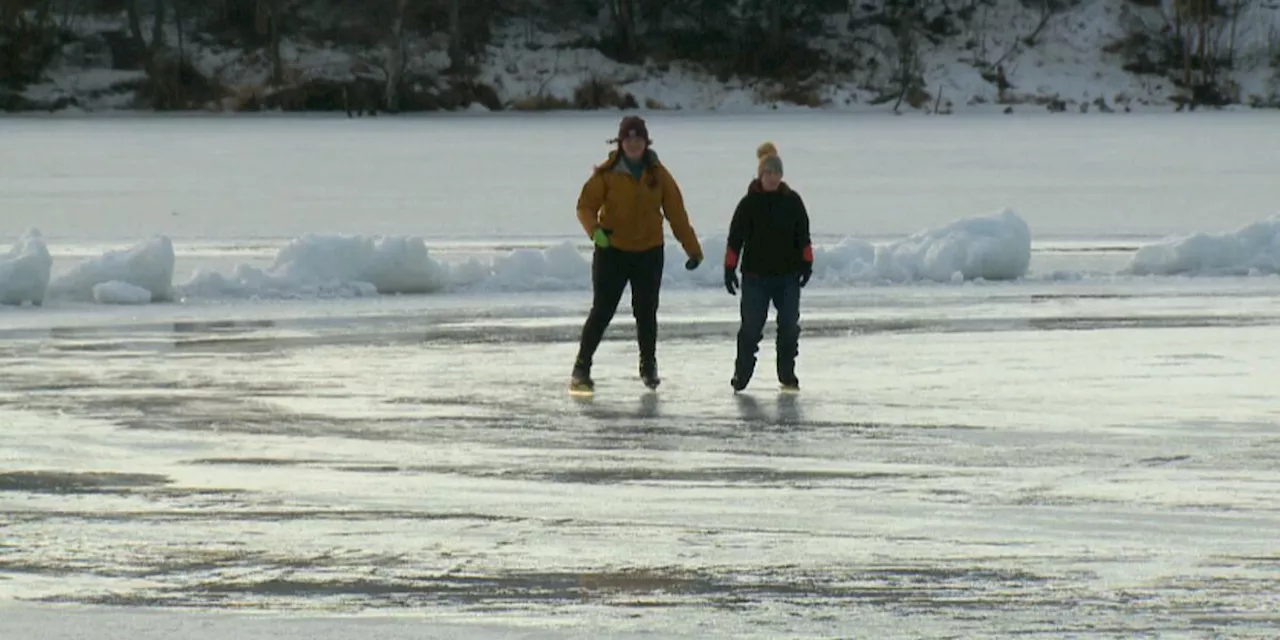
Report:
759,81,826,108
573,76,637,109
509,93,573,111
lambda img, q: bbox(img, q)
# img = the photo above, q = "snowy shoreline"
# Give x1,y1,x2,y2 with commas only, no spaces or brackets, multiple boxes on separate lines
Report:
6,0,1278,115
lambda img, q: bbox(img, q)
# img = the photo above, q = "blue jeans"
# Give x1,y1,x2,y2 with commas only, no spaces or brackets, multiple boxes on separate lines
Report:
735,273,801,383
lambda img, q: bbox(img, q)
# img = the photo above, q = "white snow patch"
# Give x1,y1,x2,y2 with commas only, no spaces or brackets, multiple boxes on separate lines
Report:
21,67,148,111
1127,215,1280,276
478,37,766,111
48,236,175,303
92,281,153,305
0,230,53,306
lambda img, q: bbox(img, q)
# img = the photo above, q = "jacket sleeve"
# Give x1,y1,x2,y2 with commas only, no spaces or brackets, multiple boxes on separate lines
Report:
657,167,703,260
575,171,606,239
794,191,813,264
725,195,749,270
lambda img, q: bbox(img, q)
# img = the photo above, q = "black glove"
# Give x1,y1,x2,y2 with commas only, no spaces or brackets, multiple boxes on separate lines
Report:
724,267,739,295
685,255,702,270
799,262,812,288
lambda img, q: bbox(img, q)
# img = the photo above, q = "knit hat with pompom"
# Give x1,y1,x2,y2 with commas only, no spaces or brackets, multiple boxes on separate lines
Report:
757,141,783,176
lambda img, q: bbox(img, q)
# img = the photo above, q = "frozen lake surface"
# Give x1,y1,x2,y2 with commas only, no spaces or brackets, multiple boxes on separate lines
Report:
2,112,1279,638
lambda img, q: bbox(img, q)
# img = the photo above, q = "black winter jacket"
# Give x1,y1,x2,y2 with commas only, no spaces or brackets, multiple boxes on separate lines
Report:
724,180,813,276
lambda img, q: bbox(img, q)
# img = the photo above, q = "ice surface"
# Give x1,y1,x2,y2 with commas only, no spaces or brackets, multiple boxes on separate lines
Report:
92,281,153,305
6,114,1280,246
47,236,175,302
0,230,52,306
5,112,1280,637
1127,215,1280,276
0,604,657,640
2,280,1279,638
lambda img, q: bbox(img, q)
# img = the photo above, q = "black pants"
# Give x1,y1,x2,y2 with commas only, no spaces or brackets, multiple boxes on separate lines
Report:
575,245,665,369
735,273,801,382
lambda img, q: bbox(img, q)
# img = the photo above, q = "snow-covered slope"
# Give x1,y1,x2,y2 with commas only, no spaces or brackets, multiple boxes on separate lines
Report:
10,0,1280,113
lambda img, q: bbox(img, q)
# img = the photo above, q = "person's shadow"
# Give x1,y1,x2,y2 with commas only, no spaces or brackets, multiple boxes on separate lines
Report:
637,390,660,419
734,391,804,426
570,389,662,420
776,392,802,425
734,393,767,424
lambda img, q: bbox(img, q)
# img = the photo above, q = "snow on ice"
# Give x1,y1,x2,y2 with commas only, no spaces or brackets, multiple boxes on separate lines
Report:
92,281,153,305
824,209,1033,283
47,235,175,302
1127,215,1280,276
181,234,449,299
270,234,448,295
483,243,590,291
0,230,53,306
12,211,1280,307
178,210,1029,298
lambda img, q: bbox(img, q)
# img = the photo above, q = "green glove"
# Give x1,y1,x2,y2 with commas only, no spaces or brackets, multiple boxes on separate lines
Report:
592,227,611,249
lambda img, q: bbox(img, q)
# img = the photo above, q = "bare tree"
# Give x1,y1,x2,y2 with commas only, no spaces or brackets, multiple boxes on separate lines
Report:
608,0,639,61
447,0,462,70
254,0,286,86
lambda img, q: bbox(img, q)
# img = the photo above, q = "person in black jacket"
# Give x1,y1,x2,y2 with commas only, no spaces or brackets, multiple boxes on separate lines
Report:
723,142,813,392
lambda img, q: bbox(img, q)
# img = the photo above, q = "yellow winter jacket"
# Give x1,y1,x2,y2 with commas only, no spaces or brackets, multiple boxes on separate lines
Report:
576,150,703,260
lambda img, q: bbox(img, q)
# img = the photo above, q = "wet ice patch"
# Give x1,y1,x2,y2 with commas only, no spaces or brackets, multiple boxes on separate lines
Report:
48,235,175,302
1127,215,1280,276
0,470,171,494
0,229,52,306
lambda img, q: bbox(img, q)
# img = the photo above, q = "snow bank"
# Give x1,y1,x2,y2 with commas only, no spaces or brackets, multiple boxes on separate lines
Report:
178,234,448,299
166,212,1032,301
817,209,1032,283
92,281,153,305
10,211,1034,307
1127,216,1280,276
462,243,590,291
0,230,53,306
48,236,175,302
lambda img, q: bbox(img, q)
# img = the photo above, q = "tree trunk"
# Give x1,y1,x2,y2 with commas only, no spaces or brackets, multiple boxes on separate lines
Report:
127,0,147,58
611,0,637,61
174,0,184,61
1227,0,1241,70
34,0,52,52
448,0,463,72
1175,4,1191,89
1195,0,1206,85
268,0,283,85
384,0,407,112
768,0,782,54
150,0,164,53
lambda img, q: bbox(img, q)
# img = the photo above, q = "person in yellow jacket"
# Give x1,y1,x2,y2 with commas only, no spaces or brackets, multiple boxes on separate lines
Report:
570,115,704,393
